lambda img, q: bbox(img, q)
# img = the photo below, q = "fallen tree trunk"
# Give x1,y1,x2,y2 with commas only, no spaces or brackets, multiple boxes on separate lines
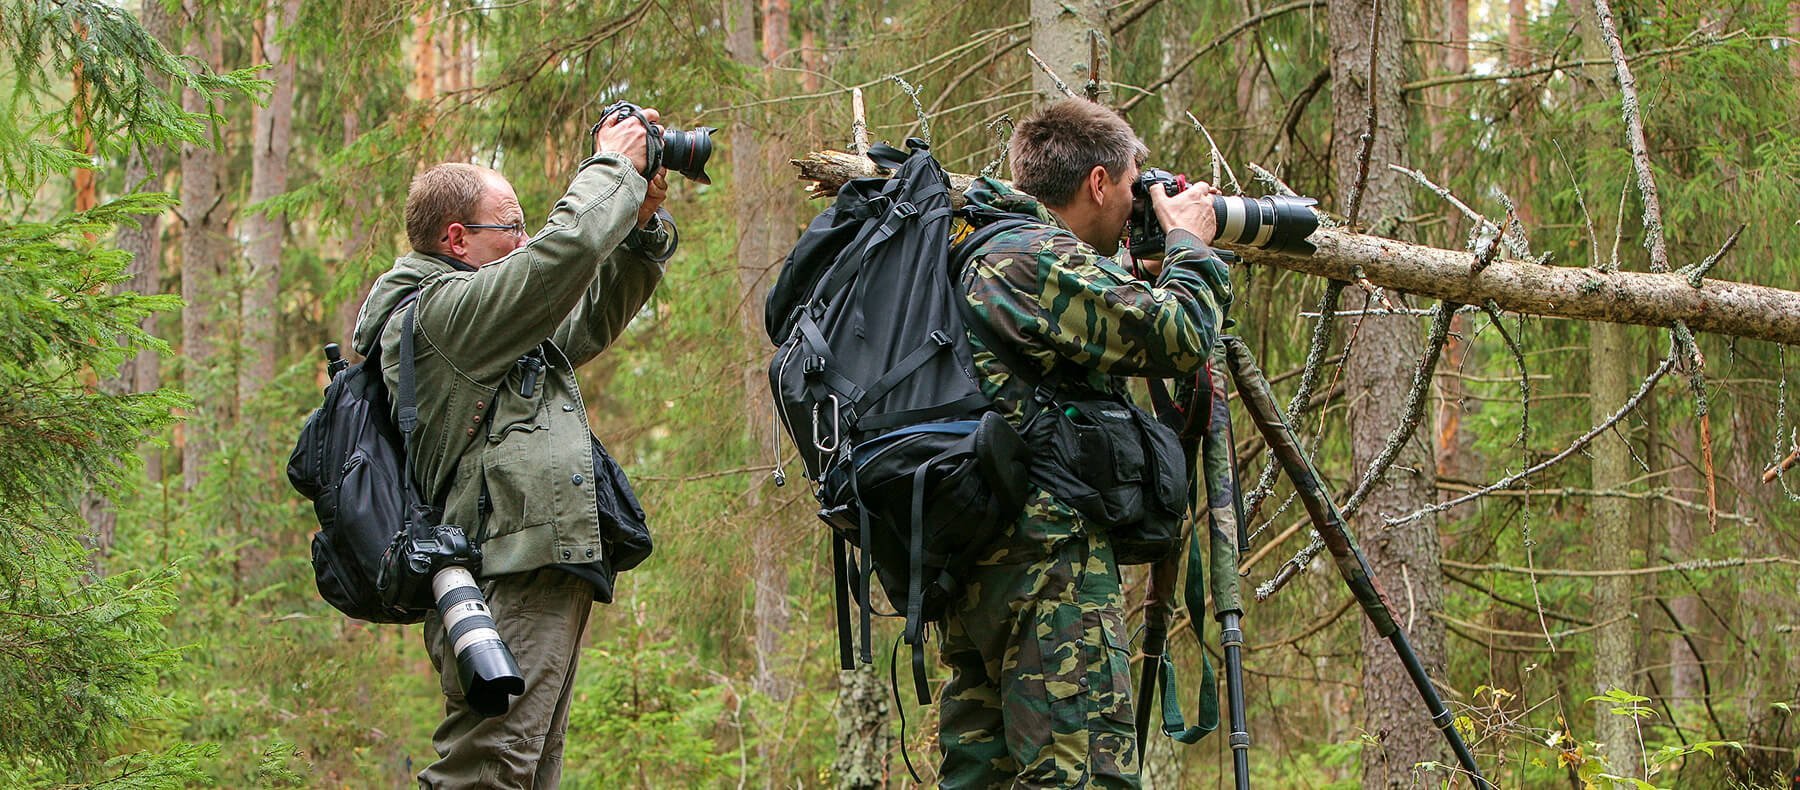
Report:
792,150,1800,346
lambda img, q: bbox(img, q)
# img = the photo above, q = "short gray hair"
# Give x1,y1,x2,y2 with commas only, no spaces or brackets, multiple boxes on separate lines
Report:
404,163,488,252
1008,100,1148,207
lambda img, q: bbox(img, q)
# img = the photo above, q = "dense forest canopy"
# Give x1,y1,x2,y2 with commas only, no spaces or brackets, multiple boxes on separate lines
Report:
4,0,1799,786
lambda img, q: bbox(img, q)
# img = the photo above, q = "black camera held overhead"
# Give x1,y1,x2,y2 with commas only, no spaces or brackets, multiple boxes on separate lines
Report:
1129,168,1320,259
377,519,524,718
593,101,717,184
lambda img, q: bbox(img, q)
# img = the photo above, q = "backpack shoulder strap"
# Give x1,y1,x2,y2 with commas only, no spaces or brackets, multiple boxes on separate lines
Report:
950,215,1069,425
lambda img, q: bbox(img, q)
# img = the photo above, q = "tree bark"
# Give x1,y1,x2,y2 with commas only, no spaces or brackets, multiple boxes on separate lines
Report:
831,664,892,789
241,0,302,417
117,0,174,485
729,0,797,710
1326,0,1450,786
1589,321,1642,778
178,4,234,493
791,149,1800,346
1029,0,1107,103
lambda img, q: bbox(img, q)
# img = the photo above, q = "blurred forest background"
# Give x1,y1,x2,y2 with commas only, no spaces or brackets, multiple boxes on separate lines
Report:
6,0,1800,786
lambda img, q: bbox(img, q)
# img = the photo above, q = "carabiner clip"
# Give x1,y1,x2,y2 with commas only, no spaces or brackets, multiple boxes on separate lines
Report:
812,395,842,454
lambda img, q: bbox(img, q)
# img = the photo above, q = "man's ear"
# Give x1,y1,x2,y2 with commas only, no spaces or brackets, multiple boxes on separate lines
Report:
1087,164,1111,205
442,223,468,257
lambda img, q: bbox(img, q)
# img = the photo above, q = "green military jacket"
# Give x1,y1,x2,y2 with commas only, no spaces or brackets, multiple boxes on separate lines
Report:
351,153,670,578
953,177,1232,419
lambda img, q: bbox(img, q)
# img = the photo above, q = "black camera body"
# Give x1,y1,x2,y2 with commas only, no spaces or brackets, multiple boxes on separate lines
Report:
378,522,523,718
378,522,479,609
596,101,717,184
1129,168,1320,259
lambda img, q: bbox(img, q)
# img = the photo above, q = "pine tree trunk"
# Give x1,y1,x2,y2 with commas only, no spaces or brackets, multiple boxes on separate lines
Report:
240,0,302,414
1029,0,1107,103
178,5,234,493
1589,321,1642,778
728,0,796,708
1328,0,1450,785
115,0,174,485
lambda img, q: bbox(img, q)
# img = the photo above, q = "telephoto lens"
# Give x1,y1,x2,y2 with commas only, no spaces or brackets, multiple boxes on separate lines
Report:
433,566,524,717
1129,168,1321,258
1210,194,1320,254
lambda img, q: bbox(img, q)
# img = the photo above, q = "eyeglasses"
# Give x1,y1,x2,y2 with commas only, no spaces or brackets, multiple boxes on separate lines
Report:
460,222,526,238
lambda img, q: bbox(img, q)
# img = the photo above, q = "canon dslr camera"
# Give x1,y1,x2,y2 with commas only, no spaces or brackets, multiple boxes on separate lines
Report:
1129,168,1320,259
378,523,524,717
594,101,717,184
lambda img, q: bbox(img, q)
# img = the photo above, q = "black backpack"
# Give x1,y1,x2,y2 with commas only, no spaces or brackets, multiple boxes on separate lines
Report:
287,292,435,624
765,141,1037,702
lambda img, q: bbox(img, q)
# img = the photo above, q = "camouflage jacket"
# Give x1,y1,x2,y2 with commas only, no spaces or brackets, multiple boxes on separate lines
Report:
952,177,1232,424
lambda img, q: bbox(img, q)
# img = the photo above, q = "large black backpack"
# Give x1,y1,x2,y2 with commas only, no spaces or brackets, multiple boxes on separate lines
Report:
766,141,1040,702
287,292,435,624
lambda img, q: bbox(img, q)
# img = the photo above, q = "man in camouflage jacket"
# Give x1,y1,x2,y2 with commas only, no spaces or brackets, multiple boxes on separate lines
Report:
937,99,1233,787
353,108,676,788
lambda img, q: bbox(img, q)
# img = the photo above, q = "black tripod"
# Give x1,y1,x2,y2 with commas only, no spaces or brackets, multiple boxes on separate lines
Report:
1138,336,1493,790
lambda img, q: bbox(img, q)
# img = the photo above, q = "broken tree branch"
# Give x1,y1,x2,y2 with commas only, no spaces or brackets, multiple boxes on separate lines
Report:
790,150,1800,346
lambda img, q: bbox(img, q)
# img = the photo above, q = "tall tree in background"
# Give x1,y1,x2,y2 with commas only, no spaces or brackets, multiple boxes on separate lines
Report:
240,0,303,421
727,0,798,710
178,1,234,492
1329,0,1448,785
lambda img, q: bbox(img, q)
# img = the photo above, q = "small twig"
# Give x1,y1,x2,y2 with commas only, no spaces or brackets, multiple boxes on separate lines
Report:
1481,299,1531,446
1495,192,1535,261
1343,0,1384,228
1681,224,1746,288
1554,140,1601,265
850,87,869,155
1085,30,1103,102
1442,556,1800,578
1387,335,1680,527
1023,48,1076,99
1761,448,1800,484
886,74,931,144
979,114,1013,178
1186,112,1239,193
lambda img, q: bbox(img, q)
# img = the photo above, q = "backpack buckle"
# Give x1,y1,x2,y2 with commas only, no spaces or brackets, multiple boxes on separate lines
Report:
803,355,827,376
929,329,952,346
893,201,918,219
812,395,843,454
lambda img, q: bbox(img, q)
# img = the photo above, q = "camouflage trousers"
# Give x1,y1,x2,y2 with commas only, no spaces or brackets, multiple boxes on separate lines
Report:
937,496,1140,788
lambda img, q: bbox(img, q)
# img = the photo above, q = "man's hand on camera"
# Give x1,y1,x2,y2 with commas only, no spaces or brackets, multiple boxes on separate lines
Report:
637,170,668,229
594,106,660,174
1150,179,1224,247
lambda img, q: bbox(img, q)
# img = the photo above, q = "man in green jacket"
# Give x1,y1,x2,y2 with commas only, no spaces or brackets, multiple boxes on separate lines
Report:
939,99,1232,787
352,107,677,789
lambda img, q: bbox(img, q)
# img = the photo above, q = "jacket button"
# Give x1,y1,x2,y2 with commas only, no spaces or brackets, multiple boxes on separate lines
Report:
476,401,486,409
465,427,476,437
471,414,482,424
563,403,575,412
571,474,584,486
562,550,571,560
585,548,594,559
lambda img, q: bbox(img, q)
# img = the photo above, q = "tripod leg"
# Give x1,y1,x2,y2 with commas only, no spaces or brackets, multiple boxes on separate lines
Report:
1222,336,1493,790
1201,346,1252,790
